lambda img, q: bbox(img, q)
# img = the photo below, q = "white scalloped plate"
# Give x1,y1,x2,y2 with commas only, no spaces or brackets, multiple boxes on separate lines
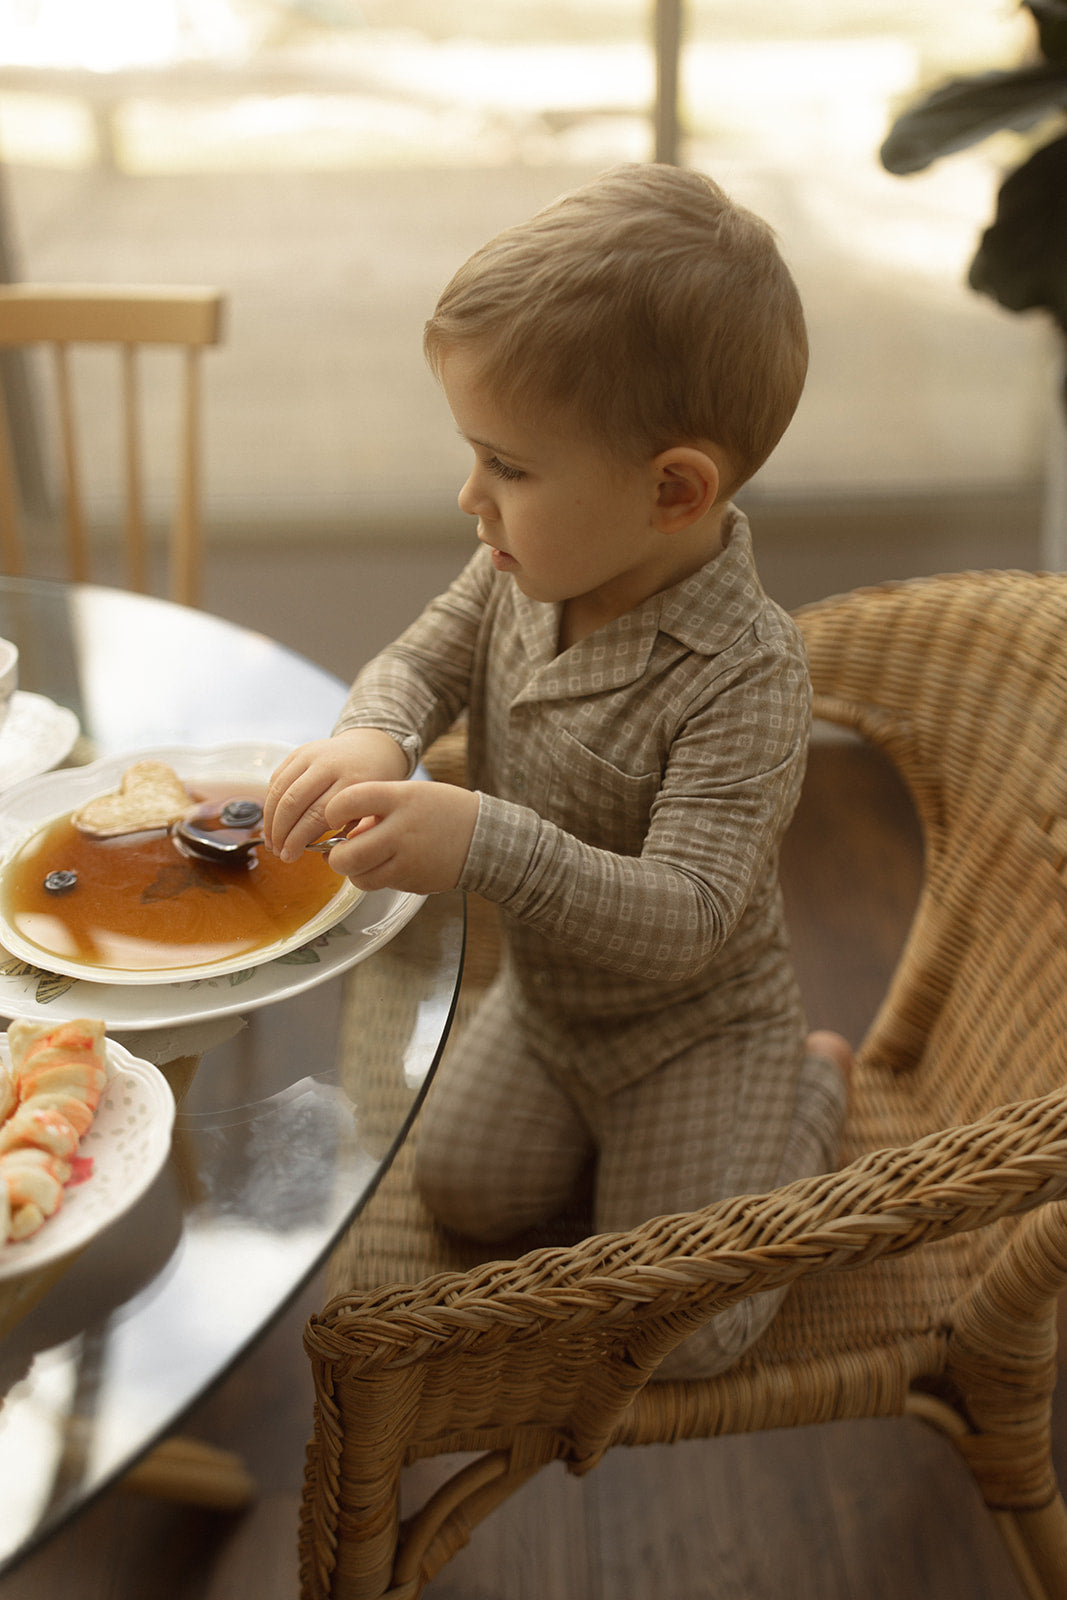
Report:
0,743,425,1032
0,1036,175,1280
0,742,363,984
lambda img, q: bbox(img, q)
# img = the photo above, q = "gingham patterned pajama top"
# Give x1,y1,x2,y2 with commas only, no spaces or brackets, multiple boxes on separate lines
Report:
335,505,812,1100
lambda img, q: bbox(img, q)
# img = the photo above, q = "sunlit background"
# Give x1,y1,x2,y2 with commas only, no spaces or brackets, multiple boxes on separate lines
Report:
0,0,1055,645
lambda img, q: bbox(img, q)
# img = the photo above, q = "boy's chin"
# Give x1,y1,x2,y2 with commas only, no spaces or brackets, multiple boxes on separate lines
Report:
511,575,560,604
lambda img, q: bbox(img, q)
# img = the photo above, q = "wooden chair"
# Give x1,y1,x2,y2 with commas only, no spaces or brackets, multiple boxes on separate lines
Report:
0,284,224,605
300,569,1067,1600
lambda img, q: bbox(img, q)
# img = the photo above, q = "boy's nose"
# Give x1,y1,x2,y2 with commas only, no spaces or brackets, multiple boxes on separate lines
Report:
458,471,493,519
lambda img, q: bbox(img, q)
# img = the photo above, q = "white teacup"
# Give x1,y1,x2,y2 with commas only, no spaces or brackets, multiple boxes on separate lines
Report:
0,640,18,739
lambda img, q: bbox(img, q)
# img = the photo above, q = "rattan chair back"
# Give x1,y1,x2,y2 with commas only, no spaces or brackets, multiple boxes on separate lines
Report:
803,571,1067,1122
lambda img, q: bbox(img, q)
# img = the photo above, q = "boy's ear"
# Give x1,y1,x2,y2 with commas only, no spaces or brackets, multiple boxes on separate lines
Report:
651,447,721,532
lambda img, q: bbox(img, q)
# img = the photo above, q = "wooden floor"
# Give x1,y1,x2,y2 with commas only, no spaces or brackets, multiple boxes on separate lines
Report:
0,730,1058,1599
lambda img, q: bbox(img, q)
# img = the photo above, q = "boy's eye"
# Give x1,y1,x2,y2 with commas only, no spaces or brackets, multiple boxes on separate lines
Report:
486,455,525,482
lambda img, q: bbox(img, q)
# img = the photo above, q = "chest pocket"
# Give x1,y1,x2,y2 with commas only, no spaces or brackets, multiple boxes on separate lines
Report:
547,728,661,850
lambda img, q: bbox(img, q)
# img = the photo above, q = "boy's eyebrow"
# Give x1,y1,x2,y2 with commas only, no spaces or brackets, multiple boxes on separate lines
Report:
457,427,534,464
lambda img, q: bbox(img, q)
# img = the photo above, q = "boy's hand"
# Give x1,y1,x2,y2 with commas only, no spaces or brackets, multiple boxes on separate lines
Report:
264,729,408,861
323,780,479,894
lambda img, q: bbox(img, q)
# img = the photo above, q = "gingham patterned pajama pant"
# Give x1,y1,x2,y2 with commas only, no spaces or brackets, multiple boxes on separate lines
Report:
414,973,847,1379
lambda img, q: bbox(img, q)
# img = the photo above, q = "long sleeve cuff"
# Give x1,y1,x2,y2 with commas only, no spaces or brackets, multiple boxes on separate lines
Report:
457,789,541,903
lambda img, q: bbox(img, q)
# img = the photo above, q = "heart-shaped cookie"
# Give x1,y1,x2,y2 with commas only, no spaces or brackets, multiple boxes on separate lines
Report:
72,760,194,838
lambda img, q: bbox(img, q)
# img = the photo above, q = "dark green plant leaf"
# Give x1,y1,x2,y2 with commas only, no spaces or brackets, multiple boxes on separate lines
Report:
36,971,78,1004
0,955,76,1002
969,134,1067,333
1029,0,1067,65
880,64,1067,174
0,955,45,978
275,945,321,965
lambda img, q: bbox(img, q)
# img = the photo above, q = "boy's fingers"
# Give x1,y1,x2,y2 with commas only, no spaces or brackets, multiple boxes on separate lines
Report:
325,781,400,826
329,830,393,881
263,764,298,831
265,762,316,824
274,795,337,859
271,770,356,854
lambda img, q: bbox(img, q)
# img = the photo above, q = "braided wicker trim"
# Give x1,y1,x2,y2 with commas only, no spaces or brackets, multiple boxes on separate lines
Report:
307,1089,1067,1372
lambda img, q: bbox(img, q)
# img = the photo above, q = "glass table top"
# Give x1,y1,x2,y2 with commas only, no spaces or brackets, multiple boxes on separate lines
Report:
0,580,465,1573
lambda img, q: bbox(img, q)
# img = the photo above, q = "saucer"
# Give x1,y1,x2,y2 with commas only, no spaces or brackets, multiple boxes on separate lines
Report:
0,693,80,795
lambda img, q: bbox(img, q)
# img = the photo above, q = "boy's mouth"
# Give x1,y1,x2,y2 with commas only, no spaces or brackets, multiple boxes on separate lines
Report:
478,532,518,572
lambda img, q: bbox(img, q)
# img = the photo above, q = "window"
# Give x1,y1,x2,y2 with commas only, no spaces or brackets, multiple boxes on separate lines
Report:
0,0,1047,536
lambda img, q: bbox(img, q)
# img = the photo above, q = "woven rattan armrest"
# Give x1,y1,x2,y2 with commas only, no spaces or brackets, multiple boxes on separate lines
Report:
309,1086,1067,1405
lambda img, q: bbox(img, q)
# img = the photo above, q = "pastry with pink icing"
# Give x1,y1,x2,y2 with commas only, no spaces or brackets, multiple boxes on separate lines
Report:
0,1061,14,1126
0,1018,108,1242
0,1147,70,1240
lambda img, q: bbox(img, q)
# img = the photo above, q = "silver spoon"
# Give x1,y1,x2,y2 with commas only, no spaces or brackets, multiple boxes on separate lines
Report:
172,798,351,865
175,827,350,862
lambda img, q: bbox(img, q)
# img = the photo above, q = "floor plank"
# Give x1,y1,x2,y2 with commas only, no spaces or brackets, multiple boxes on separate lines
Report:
820,1418,1023,1600
781,727,925,1047
403,1456,597,1600
590,1432,850,1600
200,1493,305,1600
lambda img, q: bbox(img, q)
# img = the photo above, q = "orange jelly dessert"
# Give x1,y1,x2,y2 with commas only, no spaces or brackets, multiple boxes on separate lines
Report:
0,783,343,974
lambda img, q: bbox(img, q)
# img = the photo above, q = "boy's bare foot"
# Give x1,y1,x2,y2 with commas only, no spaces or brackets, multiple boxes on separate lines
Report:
807,1029,853,1089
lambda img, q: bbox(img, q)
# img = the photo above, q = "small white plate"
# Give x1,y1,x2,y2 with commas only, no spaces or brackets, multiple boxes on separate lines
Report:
0,693,80,795
0,742,363,984
0,1036,175,1280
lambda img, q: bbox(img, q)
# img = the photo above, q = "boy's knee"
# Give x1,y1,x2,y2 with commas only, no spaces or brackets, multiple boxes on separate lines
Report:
414,1140,518,1242
415,1129,588,1243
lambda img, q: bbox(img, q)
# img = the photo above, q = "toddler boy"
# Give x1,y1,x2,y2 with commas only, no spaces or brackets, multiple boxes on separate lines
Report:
265,164,849,1377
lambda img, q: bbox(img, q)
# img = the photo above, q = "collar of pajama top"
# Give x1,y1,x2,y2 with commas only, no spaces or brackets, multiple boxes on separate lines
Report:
502,504,768,705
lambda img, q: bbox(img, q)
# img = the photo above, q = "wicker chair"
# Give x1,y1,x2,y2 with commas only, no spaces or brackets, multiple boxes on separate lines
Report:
301,569,1067,1600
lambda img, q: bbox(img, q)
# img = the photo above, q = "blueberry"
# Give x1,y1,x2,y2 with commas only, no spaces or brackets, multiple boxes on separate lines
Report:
219,799,263,828
44,869,78,895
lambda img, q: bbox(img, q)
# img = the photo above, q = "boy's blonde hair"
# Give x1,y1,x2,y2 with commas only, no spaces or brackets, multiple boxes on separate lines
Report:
424,163,808,492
